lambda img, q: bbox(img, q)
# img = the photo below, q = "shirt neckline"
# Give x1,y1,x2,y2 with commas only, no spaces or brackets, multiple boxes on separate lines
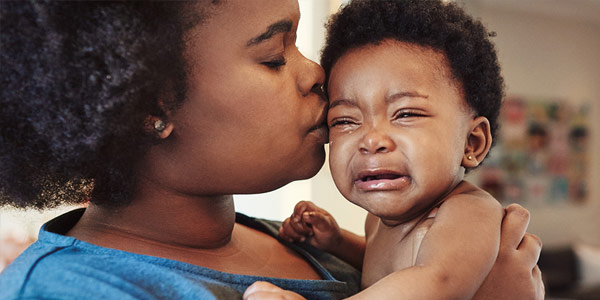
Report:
40,208,343,286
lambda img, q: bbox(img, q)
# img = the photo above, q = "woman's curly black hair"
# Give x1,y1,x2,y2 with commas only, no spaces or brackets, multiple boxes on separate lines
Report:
1,1,218,209
321,0,504,157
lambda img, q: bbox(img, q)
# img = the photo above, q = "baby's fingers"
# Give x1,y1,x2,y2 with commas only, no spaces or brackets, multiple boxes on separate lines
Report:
302,211,335,233
293,200,318,216
291,201,320,233
279,218,310,243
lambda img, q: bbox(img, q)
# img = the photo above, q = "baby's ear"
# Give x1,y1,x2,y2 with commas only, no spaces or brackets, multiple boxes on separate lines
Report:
462,116,492,168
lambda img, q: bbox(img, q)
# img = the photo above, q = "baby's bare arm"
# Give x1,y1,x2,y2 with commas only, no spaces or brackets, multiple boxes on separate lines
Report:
249,192,542,300
329,228,366,271
349,181,503,300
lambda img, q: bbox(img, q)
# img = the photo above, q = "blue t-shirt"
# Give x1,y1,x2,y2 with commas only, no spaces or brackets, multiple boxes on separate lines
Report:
0,209,360,300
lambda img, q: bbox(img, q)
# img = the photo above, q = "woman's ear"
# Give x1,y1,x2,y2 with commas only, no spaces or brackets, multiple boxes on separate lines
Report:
144,90,176,139
462,116,492,168
144,115,174,139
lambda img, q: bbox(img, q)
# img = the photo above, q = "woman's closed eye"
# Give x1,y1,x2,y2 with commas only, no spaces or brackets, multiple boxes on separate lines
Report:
261,57,287,70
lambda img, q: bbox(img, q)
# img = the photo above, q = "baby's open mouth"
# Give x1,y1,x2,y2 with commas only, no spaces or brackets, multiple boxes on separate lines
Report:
359,173,402,182
354,171,410,191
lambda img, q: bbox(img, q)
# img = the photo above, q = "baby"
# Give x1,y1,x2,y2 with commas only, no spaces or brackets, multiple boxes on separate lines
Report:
245,0,506,299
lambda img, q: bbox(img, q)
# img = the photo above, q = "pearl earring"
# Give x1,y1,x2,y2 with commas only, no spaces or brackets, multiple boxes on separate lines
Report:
154,120,166,132
467,155,473,160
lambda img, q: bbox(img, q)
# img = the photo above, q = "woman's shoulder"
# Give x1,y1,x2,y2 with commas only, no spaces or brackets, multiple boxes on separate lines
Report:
0,229,232,300
0,211,361,300
0,210,225,300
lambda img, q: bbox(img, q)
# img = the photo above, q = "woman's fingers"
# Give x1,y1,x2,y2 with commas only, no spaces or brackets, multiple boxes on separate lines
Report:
244,281,282,295
518,233,543,269
499,204,542,269
474,204,544,300
532,265,545,299
243,281,306,300
500,203,530,252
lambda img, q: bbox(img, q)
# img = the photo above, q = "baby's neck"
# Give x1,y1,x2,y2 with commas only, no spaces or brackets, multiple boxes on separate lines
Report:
378,178,465,227
379,200,442,229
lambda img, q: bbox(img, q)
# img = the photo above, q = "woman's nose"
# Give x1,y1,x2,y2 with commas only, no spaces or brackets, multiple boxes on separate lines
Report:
359,125,396,154
297,53,325,97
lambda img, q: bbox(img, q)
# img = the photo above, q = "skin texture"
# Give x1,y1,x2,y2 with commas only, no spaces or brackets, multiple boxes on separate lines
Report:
327,40,487,225
156,0,328,196
250,40,544,299
67,0,327,280
246,204,544,300
278,41,505,299
15,0,542,298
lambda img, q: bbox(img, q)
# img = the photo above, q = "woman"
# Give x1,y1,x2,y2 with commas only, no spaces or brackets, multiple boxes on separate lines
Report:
0,1,543,299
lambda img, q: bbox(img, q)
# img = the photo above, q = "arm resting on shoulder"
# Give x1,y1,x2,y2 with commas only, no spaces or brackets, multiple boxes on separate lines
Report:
473,204,544,300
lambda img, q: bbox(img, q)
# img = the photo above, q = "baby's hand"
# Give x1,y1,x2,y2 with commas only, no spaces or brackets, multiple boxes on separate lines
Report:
279,201,341,252
243,281,306,300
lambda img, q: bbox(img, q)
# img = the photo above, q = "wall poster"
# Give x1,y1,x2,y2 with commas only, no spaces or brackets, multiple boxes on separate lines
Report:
472,96,590,206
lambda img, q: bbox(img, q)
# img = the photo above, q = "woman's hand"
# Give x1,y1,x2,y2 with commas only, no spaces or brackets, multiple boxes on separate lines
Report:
243,281,306,300
473,204,545,300
279,201,342,252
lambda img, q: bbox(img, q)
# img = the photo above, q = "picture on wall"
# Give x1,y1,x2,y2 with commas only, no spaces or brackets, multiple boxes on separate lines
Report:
471,96,590,206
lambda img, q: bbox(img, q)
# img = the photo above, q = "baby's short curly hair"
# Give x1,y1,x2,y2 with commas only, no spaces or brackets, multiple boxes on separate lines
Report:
0,1,217,209
321,0,504,153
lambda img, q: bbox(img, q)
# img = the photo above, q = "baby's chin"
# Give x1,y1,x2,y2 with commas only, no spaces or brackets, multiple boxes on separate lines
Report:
350,195,435,225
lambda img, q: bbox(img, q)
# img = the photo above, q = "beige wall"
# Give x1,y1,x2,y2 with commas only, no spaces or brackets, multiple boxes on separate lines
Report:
463,0,600,248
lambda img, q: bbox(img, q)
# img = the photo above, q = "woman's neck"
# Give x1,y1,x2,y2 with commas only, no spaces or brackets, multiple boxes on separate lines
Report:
68,186,237,251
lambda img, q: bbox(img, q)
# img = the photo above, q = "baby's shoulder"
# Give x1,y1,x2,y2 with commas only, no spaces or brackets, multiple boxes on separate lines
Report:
438,181,503,215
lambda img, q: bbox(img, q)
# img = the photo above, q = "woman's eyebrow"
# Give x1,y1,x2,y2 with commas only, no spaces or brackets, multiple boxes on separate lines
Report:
246,20,293,46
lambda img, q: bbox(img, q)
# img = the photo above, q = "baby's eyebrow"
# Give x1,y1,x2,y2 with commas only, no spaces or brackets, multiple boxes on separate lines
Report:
247,20,293,47
329,91,428,109
329,98,358,109
385,91,429,104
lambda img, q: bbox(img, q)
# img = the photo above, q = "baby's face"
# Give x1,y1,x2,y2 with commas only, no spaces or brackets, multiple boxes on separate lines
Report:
327,40,475,225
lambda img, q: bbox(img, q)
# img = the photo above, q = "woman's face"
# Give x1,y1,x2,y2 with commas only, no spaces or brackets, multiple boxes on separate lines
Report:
161,0,327,195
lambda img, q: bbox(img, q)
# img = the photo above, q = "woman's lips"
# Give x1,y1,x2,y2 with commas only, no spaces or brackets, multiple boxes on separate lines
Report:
354,171,410,191
308,103,329,144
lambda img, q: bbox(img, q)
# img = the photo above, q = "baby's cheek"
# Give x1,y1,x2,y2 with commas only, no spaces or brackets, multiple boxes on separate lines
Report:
328,142,353,192
328,142,343,177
